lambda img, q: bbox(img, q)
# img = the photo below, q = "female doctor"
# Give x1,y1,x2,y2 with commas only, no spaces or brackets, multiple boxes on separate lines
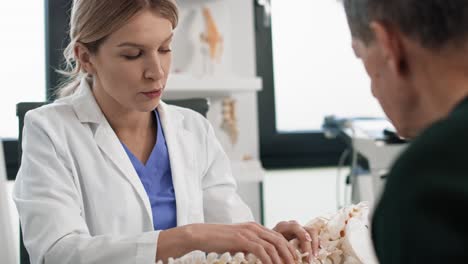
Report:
13,0,319,264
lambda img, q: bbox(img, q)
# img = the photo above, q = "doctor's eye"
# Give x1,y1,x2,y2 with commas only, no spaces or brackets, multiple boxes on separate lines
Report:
158,48,172,54
122,51,143,60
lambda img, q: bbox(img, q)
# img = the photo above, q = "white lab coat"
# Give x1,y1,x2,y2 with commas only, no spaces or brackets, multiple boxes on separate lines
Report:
13,79,253,264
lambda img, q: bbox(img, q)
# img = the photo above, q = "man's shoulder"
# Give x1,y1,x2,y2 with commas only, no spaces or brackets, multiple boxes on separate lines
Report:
373,107,468,261
402,110,468,159
388,110,468,186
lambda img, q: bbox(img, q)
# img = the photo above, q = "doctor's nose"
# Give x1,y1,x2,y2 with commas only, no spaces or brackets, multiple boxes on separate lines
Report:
144,55,165,81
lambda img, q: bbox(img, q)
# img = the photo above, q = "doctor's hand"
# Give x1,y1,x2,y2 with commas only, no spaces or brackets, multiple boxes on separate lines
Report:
273,220,320,263
188,222,298,264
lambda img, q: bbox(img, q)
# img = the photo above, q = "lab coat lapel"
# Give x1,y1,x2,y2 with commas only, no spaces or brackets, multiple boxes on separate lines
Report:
70,79,154,225
157,102,191,226
93,120,154,224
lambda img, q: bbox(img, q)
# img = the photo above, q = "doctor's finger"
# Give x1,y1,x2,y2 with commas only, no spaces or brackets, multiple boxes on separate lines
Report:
278,221,314,262
248,222,297,262
304,226,320,257
245,240,273,264
252,237,285,264
257,229,296,264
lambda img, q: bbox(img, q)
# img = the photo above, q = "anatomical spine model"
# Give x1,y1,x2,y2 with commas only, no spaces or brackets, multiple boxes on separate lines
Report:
156,202,378,264
221,97,239,145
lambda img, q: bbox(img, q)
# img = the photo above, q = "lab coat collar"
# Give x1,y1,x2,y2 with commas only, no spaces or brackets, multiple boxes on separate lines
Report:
155,102,191,226
71,79,154,224
70,77,104,124
69,77,190,227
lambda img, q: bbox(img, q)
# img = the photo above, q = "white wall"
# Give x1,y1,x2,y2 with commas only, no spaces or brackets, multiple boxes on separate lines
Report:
263,167,349,228
1,143,18,264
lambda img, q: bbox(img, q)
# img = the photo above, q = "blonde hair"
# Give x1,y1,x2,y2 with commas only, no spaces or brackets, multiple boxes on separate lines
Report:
56,0,178,98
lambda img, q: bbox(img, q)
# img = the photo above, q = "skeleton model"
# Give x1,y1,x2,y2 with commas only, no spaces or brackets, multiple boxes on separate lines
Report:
221,97,239,145
156,202,378,264
200,6,223,75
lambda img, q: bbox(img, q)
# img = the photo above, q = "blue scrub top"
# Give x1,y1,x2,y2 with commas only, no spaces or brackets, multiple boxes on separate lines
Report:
121,110,177,230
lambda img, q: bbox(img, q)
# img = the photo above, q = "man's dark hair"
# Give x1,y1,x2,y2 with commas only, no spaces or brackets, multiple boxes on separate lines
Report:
342,0,468,49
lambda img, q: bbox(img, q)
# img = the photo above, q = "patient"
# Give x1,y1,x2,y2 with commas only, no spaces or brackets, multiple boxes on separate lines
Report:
341,0,468,262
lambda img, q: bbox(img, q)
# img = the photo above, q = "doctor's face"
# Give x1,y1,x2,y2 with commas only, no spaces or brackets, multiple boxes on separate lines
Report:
88,9,173,113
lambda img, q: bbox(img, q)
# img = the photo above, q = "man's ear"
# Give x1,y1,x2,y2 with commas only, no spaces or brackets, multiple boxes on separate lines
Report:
370,21,406,75
74,43,96,75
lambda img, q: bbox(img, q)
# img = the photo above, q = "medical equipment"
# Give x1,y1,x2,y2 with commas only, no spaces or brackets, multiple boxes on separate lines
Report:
323,116,408,209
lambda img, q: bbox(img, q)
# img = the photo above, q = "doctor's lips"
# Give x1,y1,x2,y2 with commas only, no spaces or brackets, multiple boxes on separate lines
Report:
141,89,162,99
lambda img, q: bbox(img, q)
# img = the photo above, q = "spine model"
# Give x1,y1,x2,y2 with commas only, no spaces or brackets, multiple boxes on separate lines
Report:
157,202,378,264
